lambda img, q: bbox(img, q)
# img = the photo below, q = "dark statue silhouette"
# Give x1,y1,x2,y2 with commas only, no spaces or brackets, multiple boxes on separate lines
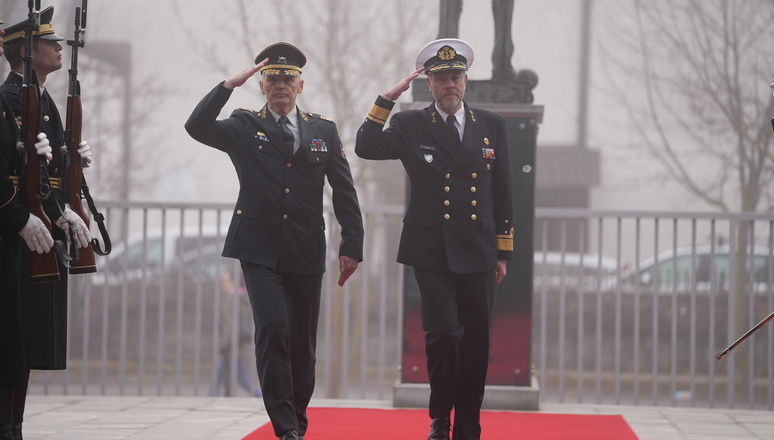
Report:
438,0,517,81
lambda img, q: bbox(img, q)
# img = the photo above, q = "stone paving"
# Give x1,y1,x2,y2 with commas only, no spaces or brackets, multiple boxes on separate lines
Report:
18,395,774,439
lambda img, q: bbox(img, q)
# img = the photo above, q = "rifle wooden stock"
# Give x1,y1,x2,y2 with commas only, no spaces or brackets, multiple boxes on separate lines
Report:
23,84,60,283
65,3,97,274
65,93,96,274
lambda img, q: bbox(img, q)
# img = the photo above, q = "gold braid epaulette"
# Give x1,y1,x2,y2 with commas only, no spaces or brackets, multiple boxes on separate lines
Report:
496,227,514,252
367,103,392,125
306,112,334,123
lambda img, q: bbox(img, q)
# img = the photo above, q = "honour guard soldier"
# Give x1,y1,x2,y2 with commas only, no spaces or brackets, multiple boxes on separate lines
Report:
1,16,56,440
0,8,92,439
186,42,364,440
355,39,515,440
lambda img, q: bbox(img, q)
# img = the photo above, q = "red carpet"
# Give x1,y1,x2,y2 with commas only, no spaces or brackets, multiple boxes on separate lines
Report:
242,407,639,439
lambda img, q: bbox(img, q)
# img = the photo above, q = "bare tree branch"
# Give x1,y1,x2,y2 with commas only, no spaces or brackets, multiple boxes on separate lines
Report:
598,0,774,213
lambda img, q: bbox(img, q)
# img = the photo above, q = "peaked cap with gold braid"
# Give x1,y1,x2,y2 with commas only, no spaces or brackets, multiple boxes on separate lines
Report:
3,6,65,45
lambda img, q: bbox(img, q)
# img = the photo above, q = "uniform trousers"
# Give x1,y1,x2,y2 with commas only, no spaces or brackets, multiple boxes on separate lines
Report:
241,261,323,438
413,267,495,440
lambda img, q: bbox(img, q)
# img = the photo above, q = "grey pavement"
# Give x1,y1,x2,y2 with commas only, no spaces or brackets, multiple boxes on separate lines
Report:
18,395,774,440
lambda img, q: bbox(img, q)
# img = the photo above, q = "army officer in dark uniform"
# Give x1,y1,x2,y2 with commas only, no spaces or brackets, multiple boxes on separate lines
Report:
355,39,515,440
185,42,364,440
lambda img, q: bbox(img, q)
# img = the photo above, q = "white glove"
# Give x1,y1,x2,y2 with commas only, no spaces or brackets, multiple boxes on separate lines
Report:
55,207,92,249
19,213,55,254
77,140,92,167
35,133,52,162
16,132,52,163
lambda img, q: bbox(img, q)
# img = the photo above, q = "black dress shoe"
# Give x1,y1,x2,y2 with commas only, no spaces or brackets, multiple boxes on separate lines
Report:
0,423,13,440
428,416,451,440
10,423,21,440
279,429,301,440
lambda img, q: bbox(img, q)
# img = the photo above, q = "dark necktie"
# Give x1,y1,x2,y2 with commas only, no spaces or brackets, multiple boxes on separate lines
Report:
279,115,295,155
446,114,460,152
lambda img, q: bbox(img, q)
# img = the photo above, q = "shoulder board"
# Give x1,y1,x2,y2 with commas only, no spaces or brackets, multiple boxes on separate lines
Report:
239,107,269,119
305,112,334,123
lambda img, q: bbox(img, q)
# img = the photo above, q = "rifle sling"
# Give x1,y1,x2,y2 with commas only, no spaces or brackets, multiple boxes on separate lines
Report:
80,174,111,256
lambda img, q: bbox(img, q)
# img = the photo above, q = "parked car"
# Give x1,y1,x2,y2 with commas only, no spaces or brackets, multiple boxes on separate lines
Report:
618,245,774,294
90,226,228,286
533,251,620,290
145,245,240,287
88,243,240,296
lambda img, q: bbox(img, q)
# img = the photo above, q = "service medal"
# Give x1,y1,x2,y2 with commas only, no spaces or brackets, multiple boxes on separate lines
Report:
310,139,328,152
253,131,270,142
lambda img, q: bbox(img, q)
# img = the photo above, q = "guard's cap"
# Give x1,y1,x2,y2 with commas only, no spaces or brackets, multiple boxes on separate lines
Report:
3,6,65,45
255,42,306,76
415,38,474,75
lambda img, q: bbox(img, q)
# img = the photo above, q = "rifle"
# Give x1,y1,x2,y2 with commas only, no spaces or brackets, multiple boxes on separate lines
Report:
64,0,97,274
22,0,59,283
716,312,774,361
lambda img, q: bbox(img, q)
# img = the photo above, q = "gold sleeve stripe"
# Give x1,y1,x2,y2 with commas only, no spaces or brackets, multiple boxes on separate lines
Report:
9,175,61,190
367,104,391,125
497,229,514,252
48,177,62,190
0,187,17,209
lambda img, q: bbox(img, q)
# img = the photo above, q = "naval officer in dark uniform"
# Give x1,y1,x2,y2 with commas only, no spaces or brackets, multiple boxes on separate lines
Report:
0,8,92,440
185,42,364,440
355,39,515,440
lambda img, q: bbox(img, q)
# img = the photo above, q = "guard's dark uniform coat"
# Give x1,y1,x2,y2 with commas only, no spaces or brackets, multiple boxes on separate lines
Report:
0,92,29,387
356,95,515,440
356,96,514,271
0,71,69,370
185,83,363,273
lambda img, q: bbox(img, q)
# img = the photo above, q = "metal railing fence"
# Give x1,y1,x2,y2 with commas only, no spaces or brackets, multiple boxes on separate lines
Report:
535,208,774,410
27,203,774,411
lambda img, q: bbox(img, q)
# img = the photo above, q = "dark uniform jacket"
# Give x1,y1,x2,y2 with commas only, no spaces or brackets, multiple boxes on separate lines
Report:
0,92,29,387
185,83,364,274
0,72,66,221
0,92,28,235
0,71,69,370
356,96,514,274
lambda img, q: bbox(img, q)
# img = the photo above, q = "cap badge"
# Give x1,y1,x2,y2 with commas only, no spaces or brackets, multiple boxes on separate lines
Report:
278,56,287,64
438,46,456,61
